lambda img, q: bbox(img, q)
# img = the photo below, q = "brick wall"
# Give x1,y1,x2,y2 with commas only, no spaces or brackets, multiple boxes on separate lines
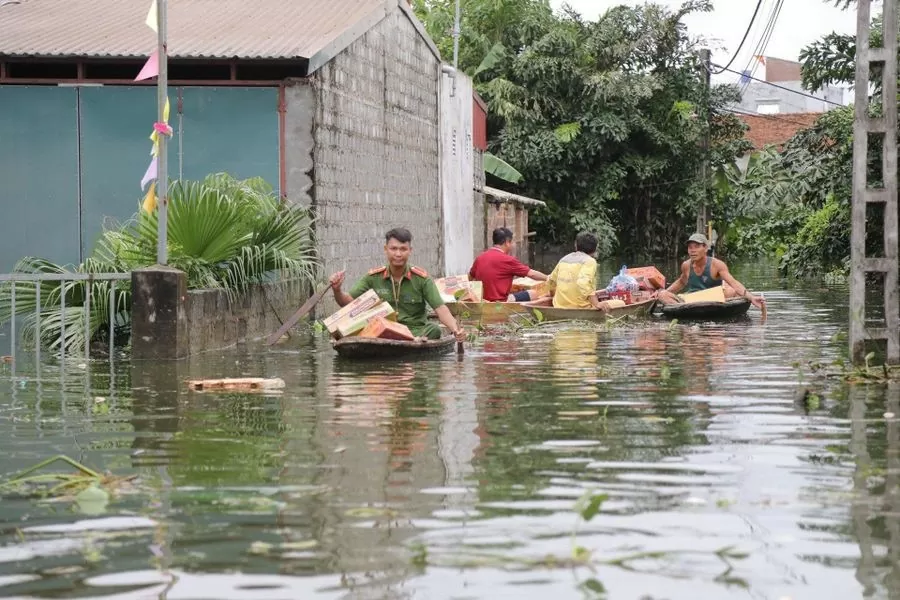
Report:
312,5,441,307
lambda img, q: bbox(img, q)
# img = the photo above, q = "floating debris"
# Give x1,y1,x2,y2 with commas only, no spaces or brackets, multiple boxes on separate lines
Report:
186,377,286,392
0,455,137,510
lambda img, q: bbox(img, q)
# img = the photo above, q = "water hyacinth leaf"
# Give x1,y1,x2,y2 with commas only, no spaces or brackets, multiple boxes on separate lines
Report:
75,484,109,515
580,578,607,596
579,493,608,522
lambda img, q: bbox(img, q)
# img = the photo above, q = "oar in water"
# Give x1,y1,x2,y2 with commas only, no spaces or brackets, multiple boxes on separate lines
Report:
266,283,334,346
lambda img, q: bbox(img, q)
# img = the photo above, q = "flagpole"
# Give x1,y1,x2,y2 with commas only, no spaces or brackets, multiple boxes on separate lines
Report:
156,0,168,265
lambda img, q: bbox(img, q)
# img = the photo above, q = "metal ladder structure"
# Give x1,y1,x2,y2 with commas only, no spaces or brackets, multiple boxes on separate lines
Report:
850,0,900,363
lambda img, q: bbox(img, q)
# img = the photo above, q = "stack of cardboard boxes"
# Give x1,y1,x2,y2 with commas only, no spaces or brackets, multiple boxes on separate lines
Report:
323,290,416,341
435,275,483,303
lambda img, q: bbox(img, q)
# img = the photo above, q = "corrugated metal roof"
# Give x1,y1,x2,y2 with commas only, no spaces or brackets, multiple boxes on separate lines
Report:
485,186,546,208
0,0,390,62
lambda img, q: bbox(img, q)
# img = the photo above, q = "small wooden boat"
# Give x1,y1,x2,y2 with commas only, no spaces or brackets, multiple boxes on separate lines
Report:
446,301,532,324
525,298,656,322
333,335,456,359
657,298,751,320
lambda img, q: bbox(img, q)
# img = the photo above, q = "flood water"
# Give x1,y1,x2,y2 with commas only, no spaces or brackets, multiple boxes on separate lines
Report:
0,264,896,599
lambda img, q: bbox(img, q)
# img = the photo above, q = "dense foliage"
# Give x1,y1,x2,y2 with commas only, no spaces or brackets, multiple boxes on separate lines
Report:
0,174,318,354
719,3,891,280
414,0,750,258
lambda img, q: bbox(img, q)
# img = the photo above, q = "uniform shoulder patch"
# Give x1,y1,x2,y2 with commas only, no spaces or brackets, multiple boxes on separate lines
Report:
410,266,429,278
368,266,387,276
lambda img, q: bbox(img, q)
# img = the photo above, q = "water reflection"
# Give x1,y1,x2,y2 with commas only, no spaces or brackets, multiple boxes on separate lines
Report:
2,267,900,598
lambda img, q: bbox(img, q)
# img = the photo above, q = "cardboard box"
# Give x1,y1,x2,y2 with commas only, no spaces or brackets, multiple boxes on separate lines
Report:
456,281,483,302
323,289,380,335
436,276,483,303
625,266,666,290
679,287,725,304
512,277,548,296
359,316,416,341
336,302,397,338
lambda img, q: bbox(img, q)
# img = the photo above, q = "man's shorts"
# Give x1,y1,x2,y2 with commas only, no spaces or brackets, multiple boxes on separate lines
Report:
510,290,531,302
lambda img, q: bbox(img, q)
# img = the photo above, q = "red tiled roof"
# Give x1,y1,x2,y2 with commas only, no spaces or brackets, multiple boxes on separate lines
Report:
738,112,821,150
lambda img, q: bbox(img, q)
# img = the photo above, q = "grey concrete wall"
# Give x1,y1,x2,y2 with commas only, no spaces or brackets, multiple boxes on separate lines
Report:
312,5,441,311
737,80,845,114
186,283,304,355
473,148,486,257
283,80,316,208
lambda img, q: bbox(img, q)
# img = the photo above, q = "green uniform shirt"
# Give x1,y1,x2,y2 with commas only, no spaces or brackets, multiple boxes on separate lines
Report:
348,264,445,336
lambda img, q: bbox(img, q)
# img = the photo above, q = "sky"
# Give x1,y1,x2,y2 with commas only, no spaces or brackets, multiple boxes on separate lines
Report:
548,0,859,86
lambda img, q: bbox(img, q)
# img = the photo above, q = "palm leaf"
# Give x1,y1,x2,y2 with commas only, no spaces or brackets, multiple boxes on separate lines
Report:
1,173,319,354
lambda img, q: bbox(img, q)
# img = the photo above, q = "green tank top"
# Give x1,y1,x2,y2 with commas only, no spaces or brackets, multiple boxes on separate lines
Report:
686,259,722,292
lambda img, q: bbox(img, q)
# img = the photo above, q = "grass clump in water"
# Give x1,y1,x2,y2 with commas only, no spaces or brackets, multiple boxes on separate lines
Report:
0,455,137,513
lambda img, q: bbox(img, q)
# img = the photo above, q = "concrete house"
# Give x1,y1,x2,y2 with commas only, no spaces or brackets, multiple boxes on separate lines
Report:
0,0,475,285
736,56,845,115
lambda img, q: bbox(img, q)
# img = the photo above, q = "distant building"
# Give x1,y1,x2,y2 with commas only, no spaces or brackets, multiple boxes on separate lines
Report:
733,112,821,171
736,56,845,114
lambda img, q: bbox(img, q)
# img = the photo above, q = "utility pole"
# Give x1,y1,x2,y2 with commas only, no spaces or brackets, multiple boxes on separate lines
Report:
697,48,711,237
450,0,461,97
156,0,169,265
850,0,899,363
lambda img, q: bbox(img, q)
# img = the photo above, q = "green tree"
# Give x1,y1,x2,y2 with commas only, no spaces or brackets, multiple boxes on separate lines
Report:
416,0,749,258
720,0,896,279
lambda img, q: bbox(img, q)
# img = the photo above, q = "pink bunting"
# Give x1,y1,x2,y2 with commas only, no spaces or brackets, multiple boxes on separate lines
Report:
141,156,158,190
153,121,173,136
135,51,159,81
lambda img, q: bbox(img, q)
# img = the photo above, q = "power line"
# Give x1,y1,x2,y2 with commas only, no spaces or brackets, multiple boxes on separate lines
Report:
714,63,845,107
711,0,765,75
739,0,784,93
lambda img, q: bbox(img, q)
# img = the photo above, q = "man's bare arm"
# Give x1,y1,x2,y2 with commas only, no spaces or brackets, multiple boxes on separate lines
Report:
664,262,689,295
526,269,548,281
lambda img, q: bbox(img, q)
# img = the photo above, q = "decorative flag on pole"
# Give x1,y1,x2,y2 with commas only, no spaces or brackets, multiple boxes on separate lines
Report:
149,97,170,156
755,55,766,66
138,0,165,204
135,51,159,81
141,155,158,190
142,181,158,214
146,0,158,32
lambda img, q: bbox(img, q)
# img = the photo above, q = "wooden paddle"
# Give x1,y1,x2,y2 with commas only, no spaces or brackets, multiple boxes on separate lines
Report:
266,282,333,346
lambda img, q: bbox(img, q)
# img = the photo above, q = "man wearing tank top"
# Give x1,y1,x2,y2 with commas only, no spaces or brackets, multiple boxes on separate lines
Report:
656,233,766,309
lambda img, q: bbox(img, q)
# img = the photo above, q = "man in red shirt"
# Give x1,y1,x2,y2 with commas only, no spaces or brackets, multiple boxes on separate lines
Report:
469,227,548,302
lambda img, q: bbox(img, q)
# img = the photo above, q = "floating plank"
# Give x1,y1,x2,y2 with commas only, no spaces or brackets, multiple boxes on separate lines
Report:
186,377,286,392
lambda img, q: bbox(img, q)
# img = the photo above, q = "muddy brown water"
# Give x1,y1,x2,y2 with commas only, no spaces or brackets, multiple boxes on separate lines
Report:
0,263,894,599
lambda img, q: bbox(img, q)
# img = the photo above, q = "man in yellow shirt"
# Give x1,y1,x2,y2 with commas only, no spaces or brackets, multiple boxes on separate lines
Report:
547,232,604,309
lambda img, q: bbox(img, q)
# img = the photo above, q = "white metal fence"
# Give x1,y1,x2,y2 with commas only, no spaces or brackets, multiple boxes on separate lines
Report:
0,273,132,369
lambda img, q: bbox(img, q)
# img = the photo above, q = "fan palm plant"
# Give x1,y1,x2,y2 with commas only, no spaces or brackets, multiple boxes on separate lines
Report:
0,173,318,355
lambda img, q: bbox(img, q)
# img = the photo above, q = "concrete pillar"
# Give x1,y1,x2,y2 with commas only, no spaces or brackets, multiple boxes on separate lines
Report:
131,266,189,360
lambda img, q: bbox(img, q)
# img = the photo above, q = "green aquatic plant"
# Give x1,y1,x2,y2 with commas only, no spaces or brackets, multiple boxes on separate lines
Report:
0,455,136,506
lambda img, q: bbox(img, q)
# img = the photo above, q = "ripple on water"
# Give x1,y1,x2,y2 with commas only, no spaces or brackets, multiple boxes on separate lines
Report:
0,271,890,599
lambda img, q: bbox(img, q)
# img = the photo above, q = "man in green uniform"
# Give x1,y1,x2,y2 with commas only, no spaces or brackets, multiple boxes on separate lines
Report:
328,228,466,341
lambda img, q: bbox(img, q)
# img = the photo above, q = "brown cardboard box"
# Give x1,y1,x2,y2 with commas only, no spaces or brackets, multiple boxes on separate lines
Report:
323,289,380,335
359,316,416,341
336,302,397,338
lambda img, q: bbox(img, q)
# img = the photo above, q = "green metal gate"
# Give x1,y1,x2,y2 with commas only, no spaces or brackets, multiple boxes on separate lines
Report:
0,85,279,271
